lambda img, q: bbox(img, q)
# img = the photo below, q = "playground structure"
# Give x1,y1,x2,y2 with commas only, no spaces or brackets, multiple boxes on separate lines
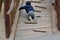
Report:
4,0,20,38
0,0,60,40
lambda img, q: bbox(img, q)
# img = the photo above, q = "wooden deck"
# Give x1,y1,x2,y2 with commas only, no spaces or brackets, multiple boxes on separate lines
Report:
0,0,59,40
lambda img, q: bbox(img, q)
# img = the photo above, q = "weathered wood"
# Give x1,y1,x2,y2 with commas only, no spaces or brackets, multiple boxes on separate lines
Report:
33,30,47,33
36,16,41,18
55,0,60,31
4,0,20,38
10,0,20,26
4,0,12,15
5,14,11,38
15,0,19,9
35,10,41,13
0,0,2,12
25,21,37,24
35,6,46,9
41,0,44,1
4,0,12,38
30,1,41,3
4,0,11,38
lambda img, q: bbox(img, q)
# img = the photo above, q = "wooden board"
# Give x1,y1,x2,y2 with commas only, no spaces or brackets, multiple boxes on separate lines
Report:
30,1,41,3
35,10,41,13
35,6,46,9
25,18,37,24
25,20,37,24
36,16,41,18
33,30,47,33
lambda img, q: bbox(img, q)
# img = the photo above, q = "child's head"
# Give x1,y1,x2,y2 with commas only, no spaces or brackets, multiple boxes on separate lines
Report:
26,1,31,5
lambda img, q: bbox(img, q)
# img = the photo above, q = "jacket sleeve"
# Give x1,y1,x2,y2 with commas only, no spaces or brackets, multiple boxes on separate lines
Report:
19,6,25,10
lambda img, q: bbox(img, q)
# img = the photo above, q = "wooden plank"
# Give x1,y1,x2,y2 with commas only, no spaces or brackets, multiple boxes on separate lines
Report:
36,16,41,18
41,0,44,1
55,0,60,31
5,14,11,38
15,0,19,9
35,10,41,13
25,16,37,24
25,21,37,24
4,0,11,38
30,1,41,3
35,6,46,9
33,30,47,33
4,0,12,16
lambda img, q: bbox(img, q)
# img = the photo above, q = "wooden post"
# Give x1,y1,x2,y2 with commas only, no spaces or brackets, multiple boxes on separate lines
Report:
10,0,20,26
15,0,19,9
4,0,19,38
4,0,12,15
55,0,60,31
4,0,9,13
4,0,12,38
5,14,11,38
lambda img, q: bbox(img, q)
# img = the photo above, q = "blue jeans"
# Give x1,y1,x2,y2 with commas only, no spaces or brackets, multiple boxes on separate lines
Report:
28,11,35,19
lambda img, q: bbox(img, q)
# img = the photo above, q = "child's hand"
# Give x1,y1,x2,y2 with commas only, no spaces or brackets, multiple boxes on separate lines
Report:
17,7,21,10
19,8,20,10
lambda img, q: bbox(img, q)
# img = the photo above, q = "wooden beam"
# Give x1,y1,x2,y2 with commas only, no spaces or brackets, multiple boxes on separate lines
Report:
5,14,11,38
55,0,60,31
33,30,47,33
15,0,19,9
35,10,41,13
41,0,44,1
4,0,10,38
4,0,12,38
30,1,41,3
25,21,37,24
35,6,46,9
36,16,41,18
4,0,12,14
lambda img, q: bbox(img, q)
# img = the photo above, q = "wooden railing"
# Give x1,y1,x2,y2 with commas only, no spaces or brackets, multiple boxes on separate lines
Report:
55,0,60,31
4,0,21,38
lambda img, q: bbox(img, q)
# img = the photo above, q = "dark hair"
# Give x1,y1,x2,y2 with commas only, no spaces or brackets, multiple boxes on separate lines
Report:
26,1,31,5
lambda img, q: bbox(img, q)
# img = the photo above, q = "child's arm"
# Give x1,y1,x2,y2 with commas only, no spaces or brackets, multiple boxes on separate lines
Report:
19,6,25,10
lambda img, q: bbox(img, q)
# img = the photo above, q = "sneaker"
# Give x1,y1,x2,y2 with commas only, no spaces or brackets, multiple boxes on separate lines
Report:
29,16,33,21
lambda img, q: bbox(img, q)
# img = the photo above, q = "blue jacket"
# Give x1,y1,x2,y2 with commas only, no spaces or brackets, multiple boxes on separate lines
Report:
19,5,35,13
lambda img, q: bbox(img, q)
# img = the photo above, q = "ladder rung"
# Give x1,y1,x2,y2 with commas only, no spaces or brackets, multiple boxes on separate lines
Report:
35,6,46,9
35,10,41,12
30,1,41,3
36,16,41,18
33,30,47,33
41,0,44,1
25,21,37,24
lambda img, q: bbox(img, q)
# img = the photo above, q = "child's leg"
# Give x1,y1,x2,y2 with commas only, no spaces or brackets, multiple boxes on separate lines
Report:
28,11,35,19
28,11,35,21
31,13,35,20
27,14,32,21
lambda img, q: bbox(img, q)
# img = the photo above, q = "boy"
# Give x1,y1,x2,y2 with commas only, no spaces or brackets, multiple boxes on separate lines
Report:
19,1,35,21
